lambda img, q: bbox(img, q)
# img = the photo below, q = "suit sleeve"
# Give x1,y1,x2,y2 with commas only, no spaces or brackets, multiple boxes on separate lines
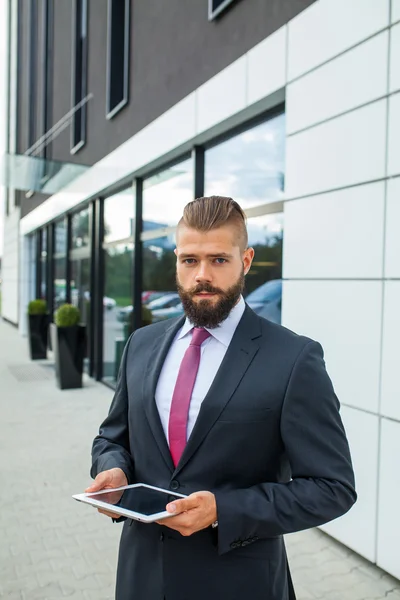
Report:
90,334,135,485
214,340,357,555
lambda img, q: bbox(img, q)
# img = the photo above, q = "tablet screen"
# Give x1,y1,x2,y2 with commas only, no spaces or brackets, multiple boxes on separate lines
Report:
86,485,181,516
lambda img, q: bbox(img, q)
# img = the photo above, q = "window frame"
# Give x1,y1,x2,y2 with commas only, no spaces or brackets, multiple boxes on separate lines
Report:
208,0,236,21
71,0,88,154
106,0,130,120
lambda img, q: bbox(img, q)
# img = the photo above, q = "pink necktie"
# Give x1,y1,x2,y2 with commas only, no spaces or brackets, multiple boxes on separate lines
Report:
168,327,211,467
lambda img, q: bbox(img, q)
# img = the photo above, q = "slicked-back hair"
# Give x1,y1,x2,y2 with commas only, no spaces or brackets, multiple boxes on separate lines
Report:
178,195,248,250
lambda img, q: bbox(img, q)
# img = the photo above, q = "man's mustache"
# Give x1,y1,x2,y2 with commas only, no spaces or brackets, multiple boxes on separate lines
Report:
188,284,224,295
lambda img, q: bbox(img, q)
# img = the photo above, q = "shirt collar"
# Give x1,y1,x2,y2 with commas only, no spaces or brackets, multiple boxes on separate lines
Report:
177,295,246,347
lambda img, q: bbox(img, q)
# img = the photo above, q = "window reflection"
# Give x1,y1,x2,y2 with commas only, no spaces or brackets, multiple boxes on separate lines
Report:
40,228,47,301
140,158,193,327
245,213,283,324
103,187,135,385
205,114,285,208
54,219,68,310
71,208,90,248
70,207,92,369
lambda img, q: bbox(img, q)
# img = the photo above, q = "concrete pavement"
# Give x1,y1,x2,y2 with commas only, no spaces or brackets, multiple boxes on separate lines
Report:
1,317,399,600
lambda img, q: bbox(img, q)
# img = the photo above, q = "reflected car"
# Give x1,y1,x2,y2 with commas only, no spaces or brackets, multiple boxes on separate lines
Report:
117,292,181,322
81,289,117,310
245,279,282,324
142,290,169,304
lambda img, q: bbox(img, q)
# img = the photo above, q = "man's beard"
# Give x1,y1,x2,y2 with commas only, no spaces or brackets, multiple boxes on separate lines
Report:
176,268,245,328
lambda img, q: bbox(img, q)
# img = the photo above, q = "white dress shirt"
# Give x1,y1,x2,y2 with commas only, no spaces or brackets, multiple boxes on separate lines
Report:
155,296,246,445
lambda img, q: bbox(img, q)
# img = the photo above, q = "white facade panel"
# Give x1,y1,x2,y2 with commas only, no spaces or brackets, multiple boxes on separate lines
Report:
283,182,385,279
393,0,400,23
285,100,387,198
1,209,20,324
196,56,247,133
390,22,400,93
247,26,287,106
286,32,389,134
287,0,390,81
282,280,382,413
377,418,400,579
380,282,400,421
384,177,400,278
320,407,379,563
387,93,400,177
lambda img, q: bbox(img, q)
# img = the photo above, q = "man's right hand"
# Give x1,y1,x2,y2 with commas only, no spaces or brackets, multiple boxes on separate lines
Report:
85,467,128,519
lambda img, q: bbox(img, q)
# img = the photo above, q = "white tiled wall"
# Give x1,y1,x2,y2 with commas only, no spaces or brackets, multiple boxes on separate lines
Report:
196,56,247,133
286,32,389,134
384,177,400,278
393,0,400,23
285,100,387,198
377,419,400,579
283,182,385,279
387,93,400,177
282,281,382,413
2,208,20,324
321,407,379,563
390,22,400,93
247,27,286,106
380,282,400,421
284,1,400,568
287,0,390,81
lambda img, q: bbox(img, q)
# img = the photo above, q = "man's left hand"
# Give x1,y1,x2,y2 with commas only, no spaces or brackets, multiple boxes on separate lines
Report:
156,491,217,536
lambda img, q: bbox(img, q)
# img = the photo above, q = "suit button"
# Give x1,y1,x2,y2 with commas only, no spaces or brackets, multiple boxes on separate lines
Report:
159,532,164,541
170,480,180,491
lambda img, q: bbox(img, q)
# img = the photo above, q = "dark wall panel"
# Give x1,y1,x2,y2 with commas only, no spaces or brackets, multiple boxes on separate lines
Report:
50,0,74,161
55,0,317,167
19,0,317,217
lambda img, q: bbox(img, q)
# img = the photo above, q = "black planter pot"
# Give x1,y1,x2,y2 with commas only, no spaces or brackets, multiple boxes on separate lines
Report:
28,314,49,360
50,323,86,390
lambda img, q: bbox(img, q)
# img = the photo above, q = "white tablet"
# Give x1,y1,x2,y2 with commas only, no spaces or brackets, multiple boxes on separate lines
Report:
72,483,187,523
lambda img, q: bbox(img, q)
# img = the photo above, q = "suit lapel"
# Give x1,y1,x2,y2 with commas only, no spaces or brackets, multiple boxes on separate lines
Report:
174,306,262,477
142,316,185,473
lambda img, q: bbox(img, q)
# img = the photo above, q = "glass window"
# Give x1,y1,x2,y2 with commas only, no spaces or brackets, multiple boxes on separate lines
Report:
209,0,237,20
71,207,90,249
70,207,92,369
54,219,68,309
245,212,283,325
106,0,130,118
40,228,47,300
71,0,88,152
140,158,193,326
103,186,135,385
204,114,285,208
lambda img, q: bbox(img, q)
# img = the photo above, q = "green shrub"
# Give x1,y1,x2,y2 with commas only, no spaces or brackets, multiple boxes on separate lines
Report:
28,299,47,315
54,303,81,327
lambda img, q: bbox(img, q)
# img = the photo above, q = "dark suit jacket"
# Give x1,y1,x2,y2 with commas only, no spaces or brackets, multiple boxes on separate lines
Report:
90,305,356,600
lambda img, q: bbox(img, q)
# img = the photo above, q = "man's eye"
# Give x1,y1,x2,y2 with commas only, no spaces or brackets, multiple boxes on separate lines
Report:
215,258,227,264
184,259,196,264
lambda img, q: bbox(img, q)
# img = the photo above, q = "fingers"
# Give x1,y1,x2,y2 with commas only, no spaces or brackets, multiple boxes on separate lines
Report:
85,471,112,493
166,494,200,515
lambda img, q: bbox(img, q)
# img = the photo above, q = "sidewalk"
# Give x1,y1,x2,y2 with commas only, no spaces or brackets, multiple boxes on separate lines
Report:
1,317,399,600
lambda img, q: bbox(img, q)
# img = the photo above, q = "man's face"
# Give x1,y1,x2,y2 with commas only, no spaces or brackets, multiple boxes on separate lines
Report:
175,224,254,328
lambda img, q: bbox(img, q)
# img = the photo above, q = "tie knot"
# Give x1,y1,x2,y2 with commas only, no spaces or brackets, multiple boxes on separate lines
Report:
190,327,211,347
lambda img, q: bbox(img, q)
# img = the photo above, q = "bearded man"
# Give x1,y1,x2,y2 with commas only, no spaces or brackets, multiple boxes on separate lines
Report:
88,195,356,600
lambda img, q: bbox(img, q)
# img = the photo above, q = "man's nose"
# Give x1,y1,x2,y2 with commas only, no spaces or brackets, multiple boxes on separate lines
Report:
195,262,212,282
